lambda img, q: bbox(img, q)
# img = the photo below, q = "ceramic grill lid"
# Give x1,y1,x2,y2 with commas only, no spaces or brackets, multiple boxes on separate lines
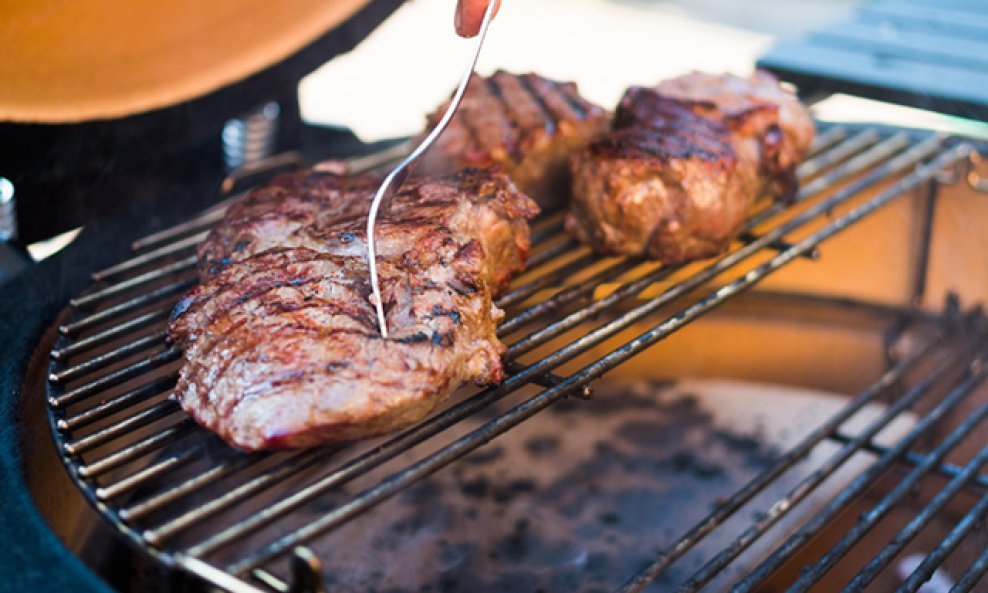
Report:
0,0,373,122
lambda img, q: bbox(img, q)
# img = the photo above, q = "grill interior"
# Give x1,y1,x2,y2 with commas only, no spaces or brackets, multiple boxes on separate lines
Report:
41,124,988,592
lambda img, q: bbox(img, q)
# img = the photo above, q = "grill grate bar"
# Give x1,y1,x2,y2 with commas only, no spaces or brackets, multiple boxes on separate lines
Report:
64,397,180,456
805,125,850,157
730,353,988,593
674,350,980,593
791,404,988,592
497,251,596,308
220,145,966,576
613,335,942,592
50,331,167,384
843,449,988,593
94,230,209,281
120,452,265,522
746,132,913,232
78,419,195,479
59,278,195,337
796,128,881,179
522,238,579,270
52,307,171,361
131,196,237,252
498,257,638,336
50,347,181,409
828,430,988,490
899,490,988,593
71,255,198,309
95,439,226,502
527,217,565,246
146,449,338,546
950,539,988,593
796,132,912,200
57,375,177,433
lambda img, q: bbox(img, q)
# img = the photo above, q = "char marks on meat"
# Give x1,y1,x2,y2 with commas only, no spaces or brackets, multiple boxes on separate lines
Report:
566,70,815,264
168,168,538,450
419,70,609,211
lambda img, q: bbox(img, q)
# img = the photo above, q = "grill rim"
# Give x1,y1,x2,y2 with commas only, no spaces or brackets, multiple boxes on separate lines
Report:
36,123,988,593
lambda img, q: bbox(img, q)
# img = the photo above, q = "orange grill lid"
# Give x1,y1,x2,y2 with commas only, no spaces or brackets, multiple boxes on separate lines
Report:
0,0,372,123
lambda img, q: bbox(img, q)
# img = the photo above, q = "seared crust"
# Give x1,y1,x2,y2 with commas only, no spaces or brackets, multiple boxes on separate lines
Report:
566,71,814,264
567,93,751,263
419,70,609,210
169,168,538,450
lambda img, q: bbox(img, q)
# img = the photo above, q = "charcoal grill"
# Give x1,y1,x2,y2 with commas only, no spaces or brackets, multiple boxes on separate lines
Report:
26,123,988,592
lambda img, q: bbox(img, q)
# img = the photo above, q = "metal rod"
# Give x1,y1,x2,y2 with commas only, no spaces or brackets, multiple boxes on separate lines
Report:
746,132,914,232
730,355,988,593
827,431,988,490
505,263,675,359
95,230,208,281
805,125,849,158
496,251,596,309
527,217,565,247
793,407,988,592
131,197,234,252
71,255,197,309
95,439,224,502
59,278,194,336
63,398,180,456
78,419,195,479
738,231,821,260
175,555,270,593
950,540,988,593
250,568,289,593
120,452,264,521
50,347,182,409
912,179,938,306
796,128,881,180
52,307,171,361
676,352,979,593
224,146,963,575
57,375,177,432
50,331,167,384
891,481,988,592
797,132,912,201
613,336,942,593
523,238,579,270
147,449,339,546
498,258,639,336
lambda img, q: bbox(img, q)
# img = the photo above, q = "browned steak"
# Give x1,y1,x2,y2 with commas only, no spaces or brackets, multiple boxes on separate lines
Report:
418,70,609,211
168,168,538,450
653,70,815,200
566,71,814,264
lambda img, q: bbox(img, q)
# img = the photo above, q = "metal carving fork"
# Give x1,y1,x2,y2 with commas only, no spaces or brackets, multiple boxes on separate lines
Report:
365,0,498,338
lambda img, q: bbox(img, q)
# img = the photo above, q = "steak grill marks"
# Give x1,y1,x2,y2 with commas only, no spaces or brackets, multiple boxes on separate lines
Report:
167,167,538,450
419,70,610,210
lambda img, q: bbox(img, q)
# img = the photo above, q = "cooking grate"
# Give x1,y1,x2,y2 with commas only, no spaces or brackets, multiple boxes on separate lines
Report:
44,125,988,592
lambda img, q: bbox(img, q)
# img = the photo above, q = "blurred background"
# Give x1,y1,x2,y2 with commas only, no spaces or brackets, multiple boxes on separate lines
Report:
299,0,988,142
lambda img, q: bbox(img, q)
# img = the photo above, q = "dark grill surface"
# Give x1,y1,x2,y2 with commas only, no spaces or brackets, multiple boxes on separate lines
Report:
44,125,988,592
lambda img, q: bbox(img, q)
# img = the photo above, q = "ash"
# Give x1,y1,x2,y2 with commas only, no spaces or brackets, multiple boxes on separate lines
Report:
302,380,780,592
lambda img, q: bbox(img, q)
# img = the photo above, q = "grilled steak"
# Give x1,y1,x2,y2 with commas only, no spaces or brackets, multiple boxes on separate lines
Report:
168,168,538,450
566,71,814,263
418,70,609,211
653,70,815,199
